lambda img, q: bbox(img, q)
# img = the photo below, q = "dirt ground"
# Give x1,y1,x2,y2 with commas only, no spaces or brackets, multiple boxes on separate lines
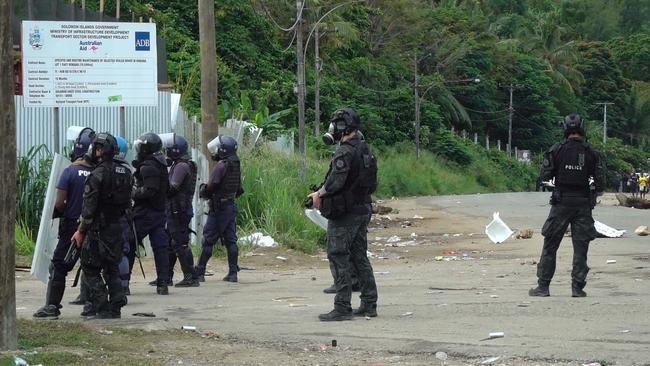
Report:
10,192,650,366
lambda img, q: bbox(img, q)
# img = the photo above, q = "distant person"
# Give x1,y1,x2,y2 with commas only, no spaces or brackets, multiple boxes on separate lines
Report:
195,135,244,283
529,113,605,298
622,172,630,193
629,172,639,199
639,173,648,199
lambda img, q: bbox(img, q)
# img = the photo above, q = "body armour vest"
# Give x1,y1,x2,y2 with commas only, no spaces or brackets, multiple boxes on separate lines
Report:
170,160,197,212
99,160,132,220
211,155,241,211
135,158,169,211
555,139,593,193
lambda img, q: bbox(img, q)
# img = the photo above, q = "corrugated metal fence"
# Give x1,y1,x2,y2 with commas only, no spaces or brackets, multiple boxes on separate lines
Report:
16,91,173,156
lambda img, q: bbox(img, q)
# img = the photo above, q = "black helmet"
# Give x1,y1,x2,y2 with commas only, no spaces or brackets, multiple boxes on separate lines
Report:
70,127,96,161
160,133,190,161
207,135,237,160
87,132,118,163
133,132,163,160
563,113,584,135
322,107,361,145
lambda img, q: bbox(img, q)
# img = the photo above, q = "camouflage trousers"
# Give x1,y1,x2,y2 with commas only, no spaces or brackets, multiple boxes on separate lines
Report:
537,197,597,289
327,213,378,312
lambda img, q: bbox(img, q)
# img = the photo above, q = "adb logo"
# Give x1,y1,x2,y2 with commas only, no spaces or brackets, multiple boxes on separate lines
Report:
135,32,150,51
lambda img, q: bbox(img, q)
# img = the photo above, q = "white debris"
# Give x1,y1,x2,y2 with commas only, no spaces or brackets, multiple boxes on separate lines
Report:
413,215,424,219
387,235,401,243
434,351,448,361
634,225,649,236
400,312,414,317
488,331,505,339
594,220,626,238
606,259,617,264
239,232,277,247
485,212,514,244
410,232,417,238
481,357,501,364
276,256,288,261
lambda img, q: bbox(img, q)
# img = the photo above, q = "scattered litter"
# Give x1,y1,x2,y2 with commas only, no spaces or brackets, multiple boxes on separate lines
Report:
606,259,617,264
365,316,372,320
244,252,265,257
276,256,288,261
452,233,462,237
583,363,602,366
367,251,374,258
288,303,308,307
133,312,156,317
401,221,412,228
619,329,631,333
13,357,28,366
98,329,113,335
239,232,277,247
442,233,450,238
319,344,328,351
489,331,504,338
481,356,501,364
331,339,337,347
16,307,26,310
634,225,649,236
400,312,414,317
594,220,625,238
434,256,444,261
181,325,198,332
490,295,499,298
387,235,401,243
374,271,391,275
311,276,317,281
485,212,514,244
516,229,534,239
410,232,417,238
434,351,448,361
413,215,424,219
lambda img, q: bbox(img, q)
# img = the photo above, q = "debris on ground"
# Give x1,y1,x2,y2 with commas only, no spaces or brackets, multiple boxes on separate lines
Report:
387,235,401,243
372,204,393,215
98,329,113,335
583,363,602,366
615,193,650,209
276,256,288,261
413,215,424,219
374,271,391,275
595,220,626,238
485,212,514,244
481,356,501,364
181,325,198,332
434,351,448,361
133,312,156,317
239,232,277,247
400,312,414,317
606,259,617,264
634,225,649,236
480,331,505,341
516,229,534,239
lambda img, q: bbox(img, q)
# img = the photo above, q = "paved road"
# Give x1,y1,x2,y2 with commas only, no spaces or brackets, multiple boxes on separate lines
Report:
15,193,650,365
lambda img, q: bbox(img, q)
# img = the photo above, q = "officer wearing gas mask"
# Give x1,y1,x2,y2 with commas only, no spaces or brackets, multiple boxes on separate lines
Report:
160,133,199,287
33,127,95,319
529,113,605,298
307,108,379,321
131,133,172,295
70,133,132,319
195,135,243,283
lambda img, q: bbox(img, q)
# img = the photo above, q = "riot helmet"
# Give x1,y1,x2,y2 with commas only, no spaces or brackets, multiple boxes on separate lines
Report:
322,107,361,145
160,133,190,162
133,132,163,161
563,113,584,136
115,136,129,162
87,132,118,163
68,126,95,161
207,135,237,161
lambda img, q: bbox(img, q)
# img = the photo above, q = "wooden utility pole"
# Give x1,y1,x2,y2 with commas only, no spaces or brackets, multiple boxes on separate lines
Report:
99,0,104,21
198,0,219,169
296,0,306,180
115,0,120,21
0,0,18,351
413,55,421,160
314,24,321,135
596,102,613,144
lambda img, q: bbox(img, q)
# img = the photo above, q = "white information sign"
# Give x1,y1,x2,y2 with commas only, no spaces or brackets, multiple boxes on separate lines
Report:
21,21,158,107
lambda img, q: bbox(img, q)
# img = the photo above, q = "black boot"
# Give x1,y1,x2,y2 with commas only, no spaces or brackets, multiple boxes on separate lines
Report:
33,304,60,319
572,287,587,297
318,308,353,322
175,273,200,287
193,266,206,282
156,279,169,295
528,285,550,297
34,280,65,318
323,284,336,294
81,301,96,317
222,272,238,283
149,278,173,287
353,302,377,317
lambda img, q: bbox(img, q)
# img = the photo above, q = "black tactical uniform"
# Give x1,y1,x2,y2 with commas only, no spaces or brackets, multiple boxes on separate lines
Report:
315,108,379,321
530,114,605,298
76,133,132,318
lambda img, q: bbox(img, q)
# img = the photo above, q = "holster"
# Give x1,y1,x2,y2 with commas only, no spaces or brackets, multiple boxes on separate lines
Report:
550,190,562,205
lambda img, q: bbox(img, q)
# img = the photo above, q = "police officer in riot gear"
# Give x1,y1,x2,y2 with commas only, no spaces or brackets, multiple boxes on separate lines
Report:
160,133,200,287
529,113,605,298
195,135,243,283
131,132,172,295
70,133,132,319
34,127,95,319
308,107,379,321
114,136,135,296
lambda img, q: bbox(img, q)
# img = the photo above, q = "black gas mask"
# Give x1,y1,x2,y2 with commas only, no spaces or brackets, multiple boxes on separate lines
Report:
322,119,348,145
323,108,360,145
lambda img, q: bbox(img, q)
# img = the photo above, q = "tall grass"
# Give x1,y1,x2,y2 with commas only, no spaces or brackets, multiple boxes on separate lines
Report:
16,220,35,256
16,145,52,240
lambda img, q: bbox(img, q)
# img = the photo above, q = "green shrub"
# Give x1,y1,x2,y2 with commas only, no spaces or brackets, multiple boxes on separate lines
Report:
16,145,52,240
16,220,35,256
429,128,474,166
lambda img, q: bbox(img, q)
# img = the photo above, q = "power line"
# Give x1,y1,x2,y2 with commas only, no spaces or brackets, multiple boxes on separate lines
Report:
257,0,305,32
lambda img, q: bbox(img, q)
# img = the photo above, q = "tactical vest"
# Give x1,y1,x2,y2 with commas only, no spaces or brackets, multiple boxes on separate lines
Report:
350,141,378,203
135,158,169,211
99,160,132,220
170,160,197,212
210,155,241,212
555,140,592,194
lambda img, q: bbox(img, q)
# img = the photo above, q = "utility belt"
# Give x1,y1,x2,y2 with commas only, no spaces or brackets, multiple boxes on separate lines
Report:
550,190,592,207
210,197,235,212
320,191,371,220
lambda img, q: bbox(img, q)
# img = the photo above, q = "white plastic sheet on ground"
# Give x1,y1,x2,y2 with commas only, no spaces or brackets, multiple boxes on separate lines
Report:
32,153,70,284
304,209,328,231
239,232,277,247
485,212,514,244
594,220,625,238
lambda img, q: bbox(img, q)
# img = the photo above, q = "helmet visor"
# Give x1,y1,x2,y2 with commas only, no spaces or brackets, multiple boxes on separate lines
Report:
207,136,222,156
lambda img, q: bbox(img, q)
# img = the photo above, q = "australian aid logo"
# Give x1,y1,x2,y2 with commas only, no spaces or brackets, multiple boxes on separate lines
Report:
135,32,150,51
